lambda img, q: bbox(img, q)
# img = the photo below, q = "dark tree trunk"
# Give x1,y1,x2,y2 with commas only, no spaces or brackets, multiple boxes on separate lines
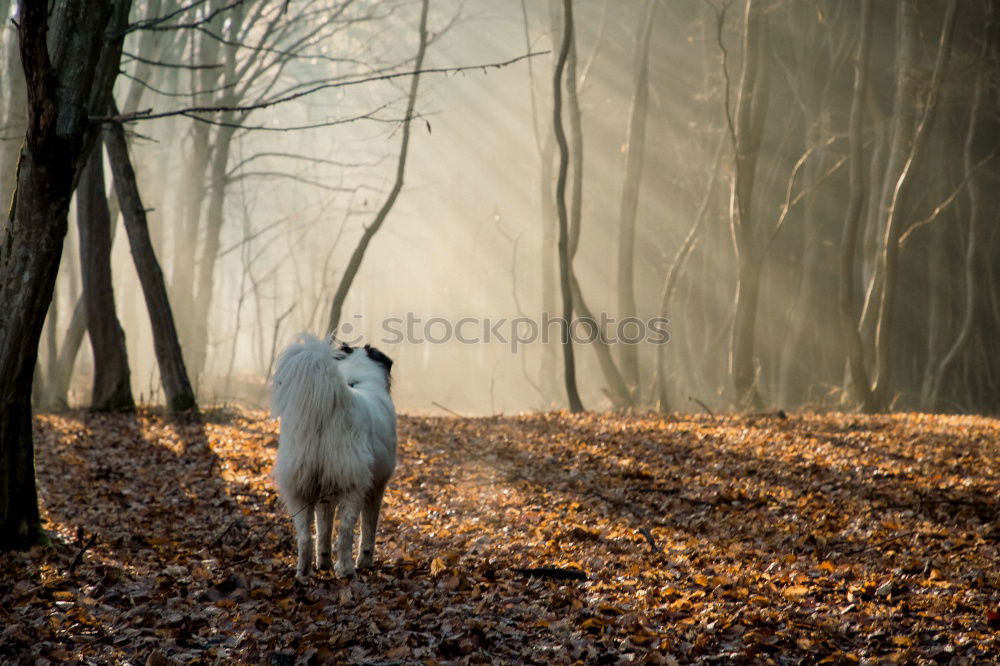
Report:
104,114,197,413
553,0,584,413
77,139,134,411
47,296,87,409
0,0,130,549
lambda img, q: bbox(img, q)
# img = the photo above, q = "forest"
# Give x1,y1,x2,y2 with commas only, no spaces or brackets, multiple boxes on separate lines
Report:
1,0,999,663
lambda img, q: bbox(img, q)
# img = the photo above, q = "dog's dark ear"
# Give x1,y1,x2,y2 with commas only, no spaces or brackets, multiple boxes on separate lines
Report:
363,344,393,374
339,343,354,355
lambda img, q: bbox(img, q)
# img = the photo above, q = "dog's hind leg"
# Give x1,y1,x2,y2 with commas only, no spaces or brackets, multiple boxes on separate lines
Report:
315,499,335,571
292,502,315,578
357,482,387,570
334,492,362,578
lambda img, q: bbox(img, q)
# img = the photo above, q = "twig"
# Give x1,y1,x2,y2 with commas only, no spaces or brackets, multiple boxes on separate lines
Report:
688,396,714,415
68,533,98,574
840,531,915,556
511,566,587,581
638,527,660,553
431,401,463,417
210,518,246,548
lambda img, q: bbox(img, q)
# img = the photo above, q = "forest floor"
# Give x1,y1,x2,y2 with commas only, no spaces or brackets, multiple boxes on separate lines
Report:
2,409,999,665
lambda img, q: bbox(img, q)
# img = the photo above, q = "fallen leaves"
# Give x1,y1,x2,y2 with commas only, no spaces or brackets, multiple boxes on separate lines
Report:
0,409,998,663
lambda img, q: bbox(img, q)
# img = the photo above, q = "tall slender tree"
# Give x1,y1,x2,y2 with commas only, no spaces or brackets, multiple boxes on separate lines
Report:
105,111,196,413
77,139,135,411
727,0,770,409
553,0,584,413
616,0,656,398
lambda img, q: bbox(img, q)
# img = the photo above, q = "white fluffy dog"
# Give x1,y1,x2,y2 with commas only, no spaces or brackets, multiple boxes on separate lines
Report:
271,333,396,578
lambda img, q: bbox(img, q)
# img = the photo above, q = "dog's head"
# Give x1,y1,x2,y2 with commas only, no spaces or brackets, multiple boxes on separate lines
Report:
335,341,393,392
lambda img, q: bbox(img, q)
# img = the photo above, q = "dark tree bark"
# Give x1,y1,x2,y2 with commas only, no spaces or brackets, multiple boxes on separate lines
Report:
564,5,583,261
0,0,130,550
46,297,87,409
104,113,197,413
327,0,430,334
553,0,584,413
77,140,134,411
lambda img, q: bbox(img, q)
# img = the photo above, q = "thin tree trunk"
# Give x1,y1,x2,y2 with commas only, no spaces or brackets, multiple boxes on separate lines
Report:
327,0,430,334
105,111,197,413
0,10,25,215
565,7,584,260
186,7,243,381
523,3,560,403
654,135,726,411
189,122,236,378
47,296,87,409
553,0,584,413
570,272,630,406
728,0,769,410
928,14,989,407
839,0,877,412
42,278,60,398
77,139,134,411
539,130,561,401
871,0,958,408
616,0,656,399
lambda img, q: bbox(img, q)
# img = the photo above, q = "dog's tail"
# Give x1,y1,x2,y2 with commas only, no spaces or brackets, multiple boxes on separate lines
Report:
271,333,349,422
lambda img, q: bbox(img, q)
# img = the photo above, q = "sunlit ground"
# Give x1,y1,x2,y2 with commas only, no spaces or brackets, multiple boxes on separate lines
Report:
2,408,997,662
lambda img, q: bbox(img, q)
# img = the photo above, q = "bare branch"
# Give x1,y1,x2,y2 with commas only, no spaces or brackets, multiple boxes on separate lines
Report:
121,50,222,70
125,0,249,34
92,52,549,124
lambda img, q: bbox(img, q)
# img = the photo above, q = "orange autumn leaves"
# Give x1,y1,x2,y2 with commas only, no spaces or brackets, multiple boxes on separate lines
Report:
0,408,997,663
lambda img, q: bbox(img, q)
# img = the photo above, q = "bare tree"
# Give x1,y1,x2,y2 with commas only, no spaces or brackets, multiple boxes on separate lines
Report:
852,0,958,410
727,0,770,409
925,5,991,408
839,0,877,412
553,0,584,413
0,0,131,549
616,0,656,398
105,111,197,413
77,140,135,411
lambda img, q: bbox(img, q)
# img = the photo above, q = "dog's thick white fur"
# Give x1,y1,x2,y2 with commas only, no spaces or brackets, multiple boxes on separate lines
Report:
271,333,396,578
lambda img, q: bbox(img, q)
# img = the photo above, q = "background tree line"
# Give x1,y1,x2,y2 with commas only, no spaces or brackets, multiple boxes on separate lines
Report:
533,0,999,415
